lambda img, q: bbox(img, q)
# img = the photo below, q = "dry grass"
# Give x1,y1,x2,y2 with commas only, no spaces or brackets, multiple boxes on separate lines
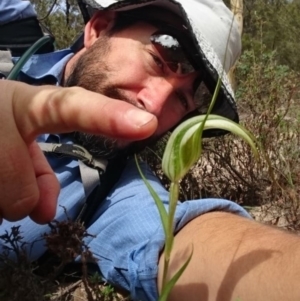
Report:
0,221,131,301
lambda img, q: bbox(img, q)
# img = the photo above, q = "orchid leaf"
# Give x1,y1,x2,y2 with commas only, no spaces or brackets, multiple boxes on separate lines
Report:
135,155,168,236
159,245,194,301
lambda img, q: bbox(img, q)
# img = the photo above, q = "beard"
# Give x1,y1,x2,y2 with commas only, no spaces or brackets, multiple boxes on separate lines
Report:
64,36,157,159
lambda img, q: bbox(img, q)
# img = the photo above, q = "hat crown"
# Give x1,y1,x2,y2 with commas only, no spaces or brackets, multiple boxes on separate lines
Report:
83,0,241,72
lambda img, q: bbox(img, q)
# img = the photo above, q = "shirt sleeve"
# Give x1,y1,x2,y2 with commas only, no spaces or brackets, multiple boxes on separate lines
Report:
0,0,37,25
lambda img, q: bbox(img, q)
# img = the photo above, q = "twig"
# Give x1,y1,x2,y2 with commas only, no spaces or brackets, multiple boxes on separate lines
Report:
50,280,82,300
38,0,58,21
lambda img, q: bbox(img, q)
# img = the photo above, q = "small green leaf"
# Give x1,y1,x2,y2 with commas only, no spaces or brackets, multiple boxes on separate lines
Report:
135,155,168,236
199,118,258,157
159,245,194,301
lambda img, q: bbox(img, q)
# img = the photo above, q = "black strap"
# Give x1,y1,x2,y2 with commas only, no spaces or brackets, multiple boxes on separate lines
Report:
38,142,107,172
77,155,128,226
0,17,54,56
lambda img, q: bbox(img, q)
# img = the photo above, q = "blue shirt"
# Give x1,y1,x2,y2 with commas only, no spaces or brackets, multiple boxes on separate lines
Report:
0,0,37,25
16,49,74,84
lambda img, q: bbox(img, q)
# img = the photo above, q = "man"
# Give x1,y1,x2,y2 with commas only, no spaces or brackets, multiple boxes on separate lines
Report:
1,1,300,301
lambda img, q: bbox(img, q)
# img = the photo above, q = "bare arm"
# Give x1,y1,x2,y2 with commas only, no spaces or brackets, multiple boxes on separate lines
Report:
158,212,300,301
0,80,157,224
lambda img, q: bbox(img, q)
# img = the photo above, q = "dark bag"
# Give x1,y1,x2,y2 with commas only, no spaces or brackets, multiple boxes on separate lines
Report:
0,16,54,56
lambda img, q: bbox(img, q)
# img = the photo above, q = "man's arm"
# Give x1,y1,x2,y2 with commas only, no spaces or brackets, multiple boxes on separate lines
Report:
158,211,300,301
0,80,157,224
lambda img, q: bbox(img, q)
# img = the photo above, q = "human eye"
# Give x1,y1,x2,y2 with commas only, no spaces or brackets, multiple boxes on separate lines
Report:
176,92,189,111
149,52,165,73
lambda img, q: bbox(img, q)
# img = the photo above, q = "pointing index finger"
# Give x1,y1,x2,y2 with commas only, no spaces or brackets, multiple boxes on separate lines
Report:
11,82,158,143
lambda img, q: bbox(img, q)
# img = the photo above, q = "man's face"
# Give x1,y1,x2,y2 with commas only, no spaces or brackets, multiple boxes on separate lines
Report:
66,21,200,158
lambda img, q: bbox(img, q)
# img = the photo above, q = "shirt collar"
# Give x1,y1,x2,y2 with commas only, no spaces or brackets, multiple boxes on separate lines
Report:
14,49,74,85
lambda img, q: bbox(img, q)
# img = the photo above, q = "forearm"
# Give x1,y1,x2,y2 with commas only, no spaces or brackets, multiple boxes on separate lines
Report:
158,211,300,301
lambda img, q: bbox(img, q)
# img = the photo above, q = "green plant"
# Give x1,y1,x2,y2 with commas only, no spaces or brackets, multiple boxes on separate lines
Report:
136,114,258,300
235,48,300,228
101,284,116,301
136,74,259,300
89,272,103,285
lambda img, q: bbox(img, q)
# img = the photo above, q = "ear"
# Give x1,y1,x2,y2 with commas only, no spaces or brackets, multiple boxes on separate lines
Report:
84,11,116,48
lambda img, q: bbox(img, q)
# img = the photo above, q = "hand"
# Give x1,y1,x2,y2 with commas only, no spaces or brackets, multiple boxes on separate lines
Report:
0,80,157,224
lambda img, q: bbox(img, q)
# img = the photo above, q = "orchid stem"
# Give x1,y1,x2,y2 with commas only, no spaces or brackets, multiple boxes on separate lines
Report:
162,181,179,289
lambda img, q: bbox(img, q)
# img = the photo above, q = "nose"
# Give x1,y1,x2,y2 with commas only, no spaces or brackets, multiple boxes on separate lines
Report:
136,77,174,116
136,72,199,116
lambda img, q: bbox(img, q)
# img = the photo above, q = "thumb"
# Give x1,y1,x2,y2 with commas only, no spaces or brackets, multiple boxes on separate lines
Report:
10,82,158,143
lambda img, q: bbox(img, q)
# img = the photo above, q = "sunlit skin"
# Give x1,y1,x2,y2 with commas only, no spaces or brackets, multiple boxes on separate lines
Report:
64,12,200,147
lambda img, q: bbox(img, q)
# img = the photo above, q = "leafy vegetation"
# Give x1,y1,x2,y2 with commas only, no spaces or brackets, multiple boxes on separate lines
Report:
30,0,84,49
242,0,300,71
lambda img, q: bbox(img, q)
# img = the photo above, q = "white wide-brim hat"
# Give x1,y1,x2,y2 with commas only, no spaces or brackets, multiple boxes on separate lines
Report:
79,0,242,135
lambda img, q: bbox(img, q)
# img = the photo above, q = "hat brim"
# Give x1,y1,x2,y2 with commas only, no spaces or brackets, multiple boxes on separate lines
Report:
80,0,239,137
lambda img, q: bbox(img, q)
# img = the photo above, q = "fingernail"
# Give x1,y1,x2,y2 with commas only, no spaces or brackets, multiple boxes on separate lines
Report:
126,109,155,127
